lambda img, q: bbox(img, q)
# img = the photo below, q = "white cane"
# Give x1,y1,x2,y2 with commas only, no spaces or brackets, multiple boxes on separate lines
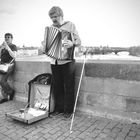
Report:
70,54,86,133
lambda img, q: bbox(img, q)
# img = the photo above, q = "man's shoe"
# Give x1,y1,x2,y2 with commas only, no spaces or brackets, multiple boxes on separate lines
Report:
9,90,15,100
63,113,72,119
50,111,63,117
0,98,8,104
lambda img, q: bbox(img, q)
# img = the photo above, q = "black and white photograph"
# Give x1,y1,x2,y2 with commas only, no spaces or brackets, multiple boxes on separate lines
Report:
0,0,140,139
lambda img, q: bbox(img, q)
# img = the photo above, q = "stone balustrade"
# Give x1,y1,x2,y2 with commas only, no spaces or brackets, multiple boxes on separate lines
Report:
7,55,140,123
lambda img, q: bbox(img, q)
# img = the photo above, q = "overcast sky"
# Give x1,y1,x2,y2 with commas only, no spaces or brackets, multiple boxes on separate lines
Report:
0,0,140,47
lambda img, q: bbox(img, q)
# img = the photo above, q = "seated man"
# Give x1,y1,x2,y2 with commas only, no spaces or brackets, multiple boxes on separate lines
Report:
0,33,17,103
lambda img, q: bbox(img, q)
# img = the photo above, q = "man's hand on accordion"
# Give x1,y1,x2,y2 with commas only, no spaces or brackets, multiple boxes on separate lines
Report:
62,40,73,48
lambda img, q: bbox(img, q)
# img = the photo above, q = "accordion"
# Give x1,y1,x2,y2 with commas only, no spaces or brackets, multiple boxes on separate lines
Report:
45,26,75,60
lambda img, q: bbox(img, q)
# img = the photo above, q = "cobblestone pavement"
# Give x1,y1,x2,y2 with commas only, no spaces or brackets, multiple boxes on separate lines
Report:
0,101,140,140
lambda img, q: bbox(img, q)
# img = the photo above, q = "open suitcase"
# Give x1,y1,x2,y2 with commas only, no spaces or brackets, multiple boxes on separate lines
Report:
6,73,52,124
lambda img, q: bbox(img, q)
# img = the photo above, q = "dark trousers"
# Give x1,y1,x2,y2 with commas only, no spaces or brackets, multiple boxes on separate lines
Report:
51,61,75,113
0,62,15,99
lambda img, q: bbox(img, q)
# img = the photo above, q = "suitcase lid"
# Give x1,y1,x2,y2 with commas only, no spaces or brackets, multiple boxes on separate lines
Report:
27,73,52,112
28,83,51,112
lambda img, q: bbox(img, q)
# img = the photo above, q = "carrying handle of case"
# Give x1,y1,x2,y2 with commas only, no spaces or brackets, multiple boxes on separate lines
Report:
19,103,30,113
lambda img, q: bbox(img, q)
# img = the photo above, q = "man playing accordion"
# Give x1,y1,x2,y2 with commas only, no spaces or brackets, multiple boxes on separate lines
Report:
42,6,81,119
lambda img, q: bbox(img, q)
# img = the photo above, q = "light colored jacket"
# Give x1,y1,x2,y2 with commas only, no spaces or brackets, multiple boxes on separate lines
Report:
42,21,81,65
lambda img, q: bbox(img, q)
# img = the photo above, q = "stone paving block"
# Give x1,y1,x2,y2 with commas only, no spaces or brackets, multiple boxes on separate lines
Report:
116,123,125,129
103,137,114,140
98,132,108,139
107,131,117,138
0,133,7,139
41,127,54,134
96,121,110,130
136,128,140,135
63,131,72,137
18,138,27,140
84,137,93,140
77,125,89,131
90,129,101,138
8,136,19,140
3,128,16,135
86,124,97,132
115,137,125,140
130,123,139,132
117,132,127,139
77,131,91,139
7,132,17,138
102,128,111,134
49,131,64,140
45,138,54,140
31,128,44,135
57,135,66,140
136,124,140,129
125,136,135,140
48,127,61,134
69,130,81,138
121,124,132,134
112,127,121,133
128,130,136,137
38,138,46,140
10,134,24,140
43,133,51,139
33,132,44,139
21,127,36,135
2,136,11,140
135,135,140,140
23,128,44,139
105,121,118,129
0,127,8,133
74,138,83,140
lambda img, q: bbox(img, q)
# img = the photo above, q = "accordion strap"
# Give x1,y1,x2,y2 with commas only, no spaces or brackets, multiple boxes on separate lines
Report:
70,32,74,43
9,59,14,64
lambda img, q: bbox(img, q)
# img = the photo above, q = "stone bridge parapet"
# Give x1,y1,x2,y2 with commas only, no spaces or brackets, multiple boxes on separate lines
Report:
8,56,140,123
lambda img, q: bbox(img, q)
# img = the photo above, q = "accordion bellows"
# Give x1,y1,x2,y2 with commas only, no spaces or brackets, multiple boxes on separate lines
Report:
45,26,74,60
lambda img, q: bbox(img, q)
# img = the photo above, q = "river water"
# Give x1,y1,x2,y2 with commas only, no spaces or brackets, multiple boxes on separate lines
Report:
16,51,140,61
